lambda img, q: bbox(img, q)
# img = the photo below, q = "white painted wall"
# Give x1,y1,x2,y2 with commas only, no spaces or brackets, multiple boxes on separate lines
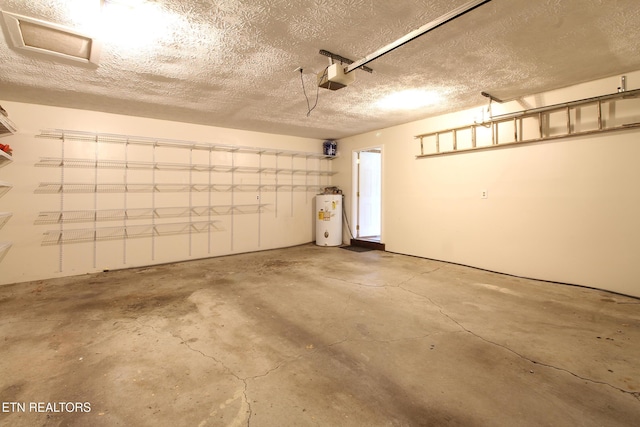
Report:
0,102,326,285
335,71,640,298
3,71,639,298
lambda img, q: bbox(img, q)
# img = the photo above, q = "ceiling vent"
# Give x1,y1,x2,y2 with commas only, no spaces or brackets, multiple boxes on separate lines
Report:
1,11,101,65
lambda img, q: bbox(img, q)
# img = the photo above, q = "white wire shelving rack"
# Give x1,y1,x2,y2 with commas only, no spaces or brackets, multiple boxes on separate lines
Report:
35,205,267,224
35,157,337,176
42,221,223,246
0,181,11,198
0,151,12,264
0,150,12,167
36,129,336,158
0,212,11,263
35,129,337,271
0,212,12,230
0,242,11,263
0,114,17,139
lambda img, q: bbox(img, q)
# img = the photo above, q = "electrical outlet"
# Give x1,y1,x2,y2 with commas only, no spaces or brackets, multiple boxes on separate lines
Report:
481,189,488,199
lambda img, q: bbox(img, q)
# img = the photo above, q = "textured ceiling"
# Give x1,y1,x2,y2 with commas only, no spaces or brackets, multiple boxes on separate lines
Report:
0,0,639,139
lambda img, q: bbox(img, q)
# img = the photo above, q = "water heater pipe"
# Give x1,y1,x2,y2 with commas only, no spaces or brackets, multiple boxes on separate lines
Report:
345,0,493,73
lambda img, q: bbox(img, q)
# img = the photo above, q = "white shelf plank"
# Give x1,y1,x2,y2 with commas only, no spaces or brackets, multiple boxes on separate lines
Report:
0,181,11,198
0,242,12,263
0,149,13,166
0,212,12,230
0,114,17,138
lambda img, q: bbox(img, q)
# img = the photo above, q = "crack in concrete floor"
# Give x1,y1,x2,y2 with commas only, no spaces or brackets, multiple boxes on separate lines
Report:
2,245,638,425
396,282,640,402
141,314,462,426
134,320,254,426
154,255,640,423
328,264,640,404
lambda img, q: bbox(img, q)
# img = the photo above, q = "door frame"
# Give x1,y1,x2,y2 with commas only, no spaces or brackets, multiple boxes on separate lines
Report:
352,145,383,241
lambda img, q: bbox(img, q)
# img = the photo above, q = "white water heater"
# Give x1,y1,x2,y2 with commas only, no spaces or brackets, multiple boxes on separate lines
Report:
315,194,342,246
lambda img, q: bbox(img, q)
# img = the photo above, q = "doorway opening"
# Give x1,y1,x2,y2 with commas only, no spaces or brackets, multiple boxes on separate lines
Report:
352,147,382,244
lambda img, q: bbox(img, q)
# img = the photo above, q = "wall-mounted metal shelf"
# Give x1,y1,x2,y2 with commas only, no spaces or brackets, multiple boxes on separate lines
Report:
0,150,12,168
35,128,336,271
0,181,11,198
415,88,640,158
36,204,269,224
35,182,327,193
0,214,11,264
42,220,222,246
35,157,338,176
37,129,337,160
0,137,13,263
0,212,12,230
0,242,11,263
0,114,17,138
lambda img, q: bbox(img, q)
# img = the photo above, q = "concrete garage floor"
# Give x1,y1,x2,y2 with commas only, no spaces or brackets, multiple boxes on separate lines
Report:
1,244,639,426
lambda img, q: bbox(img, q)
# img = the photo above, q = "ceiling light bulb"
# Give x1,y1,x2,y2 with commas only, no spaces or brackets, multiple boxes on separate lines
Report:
65,0,103,32
99,0,181,50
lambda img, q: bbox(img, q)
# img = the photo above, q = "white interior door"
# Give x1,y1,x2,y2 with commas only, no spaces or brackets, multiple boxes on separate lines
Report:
357,149,381,238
